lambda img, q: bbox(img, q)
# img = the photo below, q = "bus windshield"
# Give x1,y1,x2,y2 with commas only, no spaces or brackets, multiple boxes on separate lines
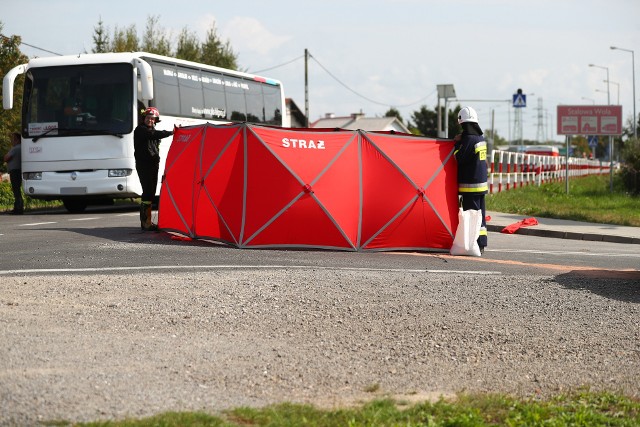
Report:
23,63,134,138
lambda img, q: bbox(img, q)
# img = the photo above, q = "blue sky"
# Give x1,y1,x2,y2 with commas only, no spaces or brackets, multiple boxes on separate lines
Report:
3,0,639,142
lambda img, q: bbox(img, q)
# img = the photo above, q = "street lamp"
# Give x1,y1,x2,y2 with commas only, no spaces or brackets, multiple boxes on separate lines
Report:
611,46,637,139
589,64,610,104
595,89,608,101
589,63,613,192
604,80,620,104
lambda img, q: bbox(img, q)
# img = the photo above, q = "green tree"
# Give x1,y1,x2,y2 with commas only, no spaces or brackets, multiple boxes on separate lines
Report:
141,15,171,56
410,106,437,137
92,17,110,53
570,135,590,158
619,137,640,195
484,128,508,150
92,17,239,70
384,107,403,124
448,105,462,138
0,23,28,172
409,105,460,138
175,27,200,62
200,22,237,69
110,24,138,52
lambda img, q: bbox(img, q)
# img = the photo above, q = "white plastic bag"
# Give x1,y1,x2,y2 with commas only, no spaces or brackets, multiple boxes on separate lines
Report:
450,208,482,257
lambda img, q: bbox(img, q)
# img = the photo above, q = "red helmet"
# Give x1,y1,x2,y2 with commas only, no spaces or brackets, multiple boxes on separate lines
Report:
144,107,160,121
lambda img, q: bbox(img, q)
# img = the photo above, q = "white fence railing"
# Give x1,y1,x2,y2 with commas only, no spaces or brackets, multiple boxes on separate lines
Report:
489,150,610,194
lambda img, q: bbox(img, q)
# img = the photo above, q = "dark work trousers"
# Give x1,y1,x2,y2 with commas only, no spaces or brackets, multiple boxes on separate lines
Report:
136,162,159,203
9,169,24,213
461,194,487,248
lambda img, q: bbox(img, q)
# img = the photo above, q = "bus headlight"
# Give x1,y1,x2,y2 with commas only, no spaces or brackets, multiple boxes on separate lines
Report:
24,172,42,180
108,169,132,177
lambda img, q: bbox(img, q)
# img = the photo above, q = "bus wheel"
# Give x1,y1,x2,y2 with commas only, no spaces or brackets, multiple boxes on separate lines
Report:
63,199,88,213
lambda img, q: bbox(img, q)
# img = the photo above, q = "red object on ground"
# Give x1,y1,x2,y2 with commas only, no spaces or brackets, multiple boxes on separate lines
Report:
158,123,459,251
501,217,539,234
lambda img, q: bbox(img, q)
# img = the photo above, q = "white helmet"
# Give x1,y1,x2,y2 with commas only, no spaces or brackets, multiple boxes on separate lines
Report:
458,106,479,124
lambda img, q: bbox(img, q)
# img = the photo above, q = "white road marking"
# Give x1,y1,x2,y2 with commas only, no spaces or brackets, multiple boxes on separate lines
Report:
19,222,57,226
0,265,501,276
69,217,99,221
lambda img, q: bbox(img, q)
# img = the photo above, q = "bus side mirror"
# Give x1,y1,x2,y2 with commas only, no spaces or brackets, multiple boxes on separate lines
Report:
3,64,27,110
134,59,154,101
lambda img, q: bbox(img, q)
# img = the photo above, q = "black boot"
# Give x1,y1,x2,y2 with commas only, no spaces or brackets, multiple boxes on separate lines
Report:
140,202,158,231
139,203,148,230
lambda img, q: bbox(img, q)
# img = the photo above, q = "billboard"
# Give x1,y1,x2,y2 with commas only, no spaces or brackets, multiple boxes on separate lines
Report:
557,105,622,135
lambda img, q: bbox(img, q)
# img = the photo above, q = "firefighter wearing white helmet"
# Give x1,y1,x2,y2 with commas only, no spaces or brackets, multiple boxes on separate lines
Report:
453,106,488,252
134,107,174,231
458,106,479,124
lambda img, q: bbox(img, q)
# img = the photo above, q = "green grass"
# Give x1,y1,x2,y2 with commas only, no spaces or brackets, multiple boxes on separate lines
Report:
52,390,639,426
487,174,640,226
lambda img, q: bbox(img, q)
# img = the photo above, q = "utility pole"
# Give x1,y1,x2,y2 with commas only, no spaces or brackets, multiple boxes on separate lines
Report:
436,84,456,138
610,46,636,139
589,63,613,192
304,49,309,127
535,98,544,143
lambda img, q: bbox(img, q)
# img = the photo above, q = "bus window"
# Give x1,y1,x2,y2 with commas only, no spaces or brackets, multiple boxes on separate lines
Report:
263,84,282,125
151,62,179,117
245,79,264,123
225,75,247,122
202,70,227,120
177,66,204,118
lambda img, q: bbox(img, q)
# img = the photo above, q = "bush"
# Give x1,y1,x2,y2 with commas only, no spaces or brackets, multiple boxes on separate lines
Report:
0,180,15,209
619,138,640,195
0,180,64,212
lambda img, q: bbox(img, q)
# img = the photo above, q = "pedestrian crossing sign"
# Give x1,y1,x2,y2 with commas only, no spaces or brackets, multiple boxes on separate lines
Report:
513,93,527,108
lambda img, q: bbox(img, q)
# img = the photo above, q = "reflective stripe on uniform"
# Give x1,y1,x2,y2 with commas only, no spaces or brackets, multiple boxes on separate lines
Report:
475,141,487,161
458,182,488,193
474,141,487,153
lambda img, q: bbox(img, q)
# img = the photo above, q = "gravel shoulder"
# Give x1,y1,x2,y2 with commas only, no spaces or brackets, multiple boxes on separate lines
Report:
1,269,638,426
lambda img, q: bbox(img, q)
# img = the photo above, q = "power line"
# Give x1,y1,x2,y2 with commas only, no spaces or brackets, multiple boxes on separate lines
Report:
251,50,438,110
0,34,63,56
249,54,305,74
20,41,62,56
309,53,436,109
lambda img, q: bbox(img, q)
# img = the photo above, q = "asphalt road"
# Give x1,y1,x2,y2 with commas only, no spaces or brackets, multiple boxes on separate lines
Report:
0,203,638,276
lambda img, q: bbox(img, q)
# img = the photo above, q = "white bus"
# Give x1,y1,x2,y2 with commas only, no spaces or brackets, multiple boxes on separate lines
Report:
3,52,285,212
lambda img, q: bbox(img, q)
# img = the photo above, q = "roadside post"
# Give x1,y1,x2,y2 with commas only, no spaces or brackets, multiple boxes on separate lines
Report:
565,135,570,194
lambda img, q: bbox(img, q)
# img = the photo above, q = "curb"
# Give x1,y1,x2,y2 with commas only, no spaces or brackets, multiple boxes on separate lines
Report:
486,224,640,245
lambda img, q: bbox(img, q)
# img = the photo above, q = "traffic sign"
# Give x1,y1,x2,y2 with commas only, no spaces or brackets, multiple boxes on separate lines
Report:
588,135,598,147
513,93,527,108
556,105,622,135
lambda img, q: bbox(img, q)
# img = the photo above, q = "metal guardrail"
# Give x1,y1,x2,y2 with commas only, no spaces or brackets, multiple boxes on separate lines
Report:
489,150,610,194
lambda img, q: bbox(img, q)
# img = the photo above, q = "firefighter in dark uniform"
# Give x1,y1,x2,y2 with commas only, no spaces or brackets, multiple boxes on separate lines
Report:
453,106,488,252
134,107,173,231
